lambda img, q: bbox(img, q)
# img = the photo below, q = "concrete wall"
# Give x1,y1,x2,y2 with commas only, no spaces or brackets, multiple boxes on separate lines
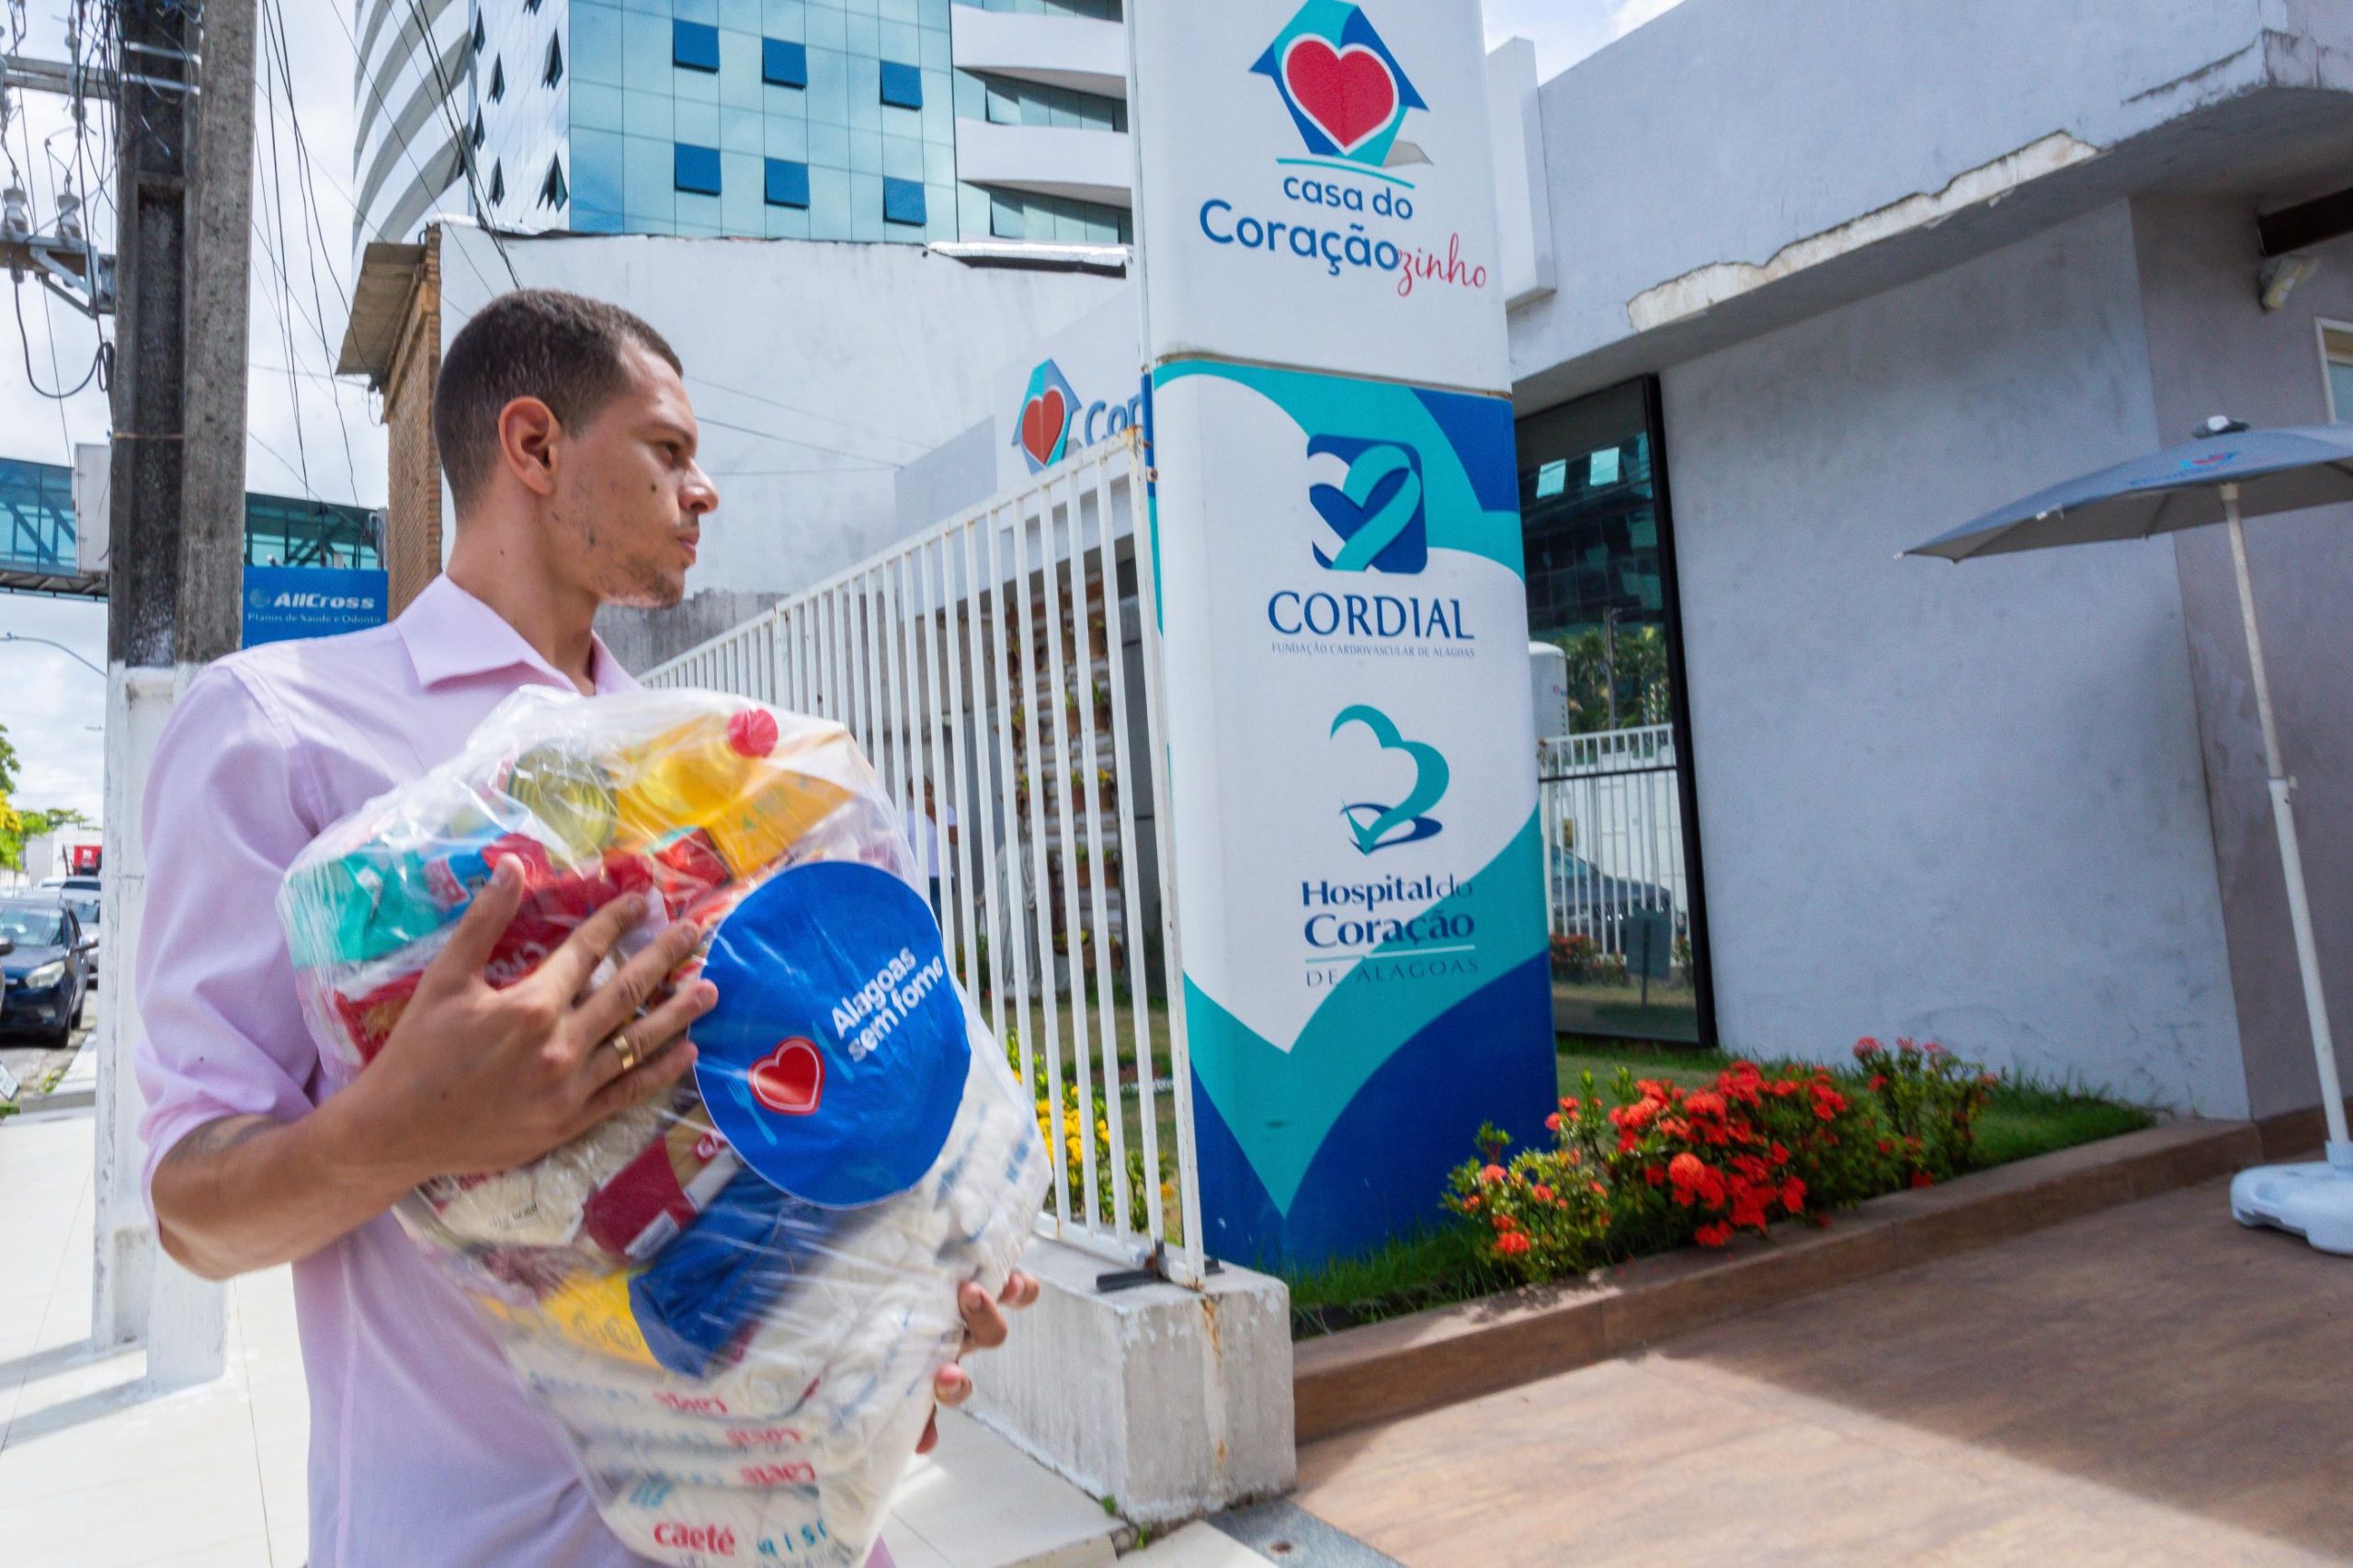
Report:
2130,197,2353,1118
1660,203,2247,1113
438,226,1123,668
1509,0,2353,408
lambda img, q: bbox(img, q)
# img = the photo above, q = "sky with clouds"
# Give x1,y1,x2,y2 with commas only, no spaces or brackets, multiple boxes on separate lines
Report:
0,0,1685,826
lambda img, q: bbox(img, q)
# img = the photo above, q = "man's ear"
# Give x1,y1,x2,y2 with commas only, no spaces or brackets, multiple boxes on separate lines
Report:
496,395,563,498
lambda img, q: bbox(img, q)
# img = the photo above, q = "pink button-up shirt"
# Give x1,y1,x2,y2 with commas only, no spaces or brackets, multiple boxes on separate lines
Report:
134,576,656,1567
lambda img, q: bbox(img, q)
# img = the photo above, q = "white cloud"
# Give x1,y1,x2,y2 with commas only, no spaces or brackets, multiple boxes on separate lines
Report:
2,0,381,826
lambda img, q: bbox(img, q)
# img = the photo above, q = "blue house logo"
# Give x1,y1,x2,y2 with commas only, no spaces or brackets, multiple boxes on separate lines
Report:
1252,1,1427,170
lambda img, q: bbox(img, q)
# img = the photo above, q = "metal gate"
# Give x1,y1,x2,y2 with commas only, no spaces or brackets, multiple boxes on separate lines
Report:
644,433,1206,1288
1539,724,1691,1002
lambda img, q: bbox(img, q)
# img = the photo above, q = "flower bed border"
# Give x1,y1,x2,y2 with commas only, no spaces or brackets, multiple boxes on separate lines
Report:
1294,1116,2278,1443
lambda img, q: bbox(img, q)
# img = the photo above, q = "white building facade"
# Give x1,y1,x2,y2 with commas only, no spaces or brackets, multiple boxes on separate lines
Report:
351,0,1137,256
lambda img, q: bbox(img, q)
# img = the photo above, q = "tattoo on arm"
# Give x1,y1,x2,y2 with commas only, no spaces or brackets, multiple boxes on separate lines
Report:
157,1115,277,1173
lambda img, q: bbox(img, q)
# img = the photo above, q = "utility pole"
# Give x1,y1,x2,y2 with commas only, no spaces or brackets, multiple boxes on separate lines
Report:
93,0,255,1388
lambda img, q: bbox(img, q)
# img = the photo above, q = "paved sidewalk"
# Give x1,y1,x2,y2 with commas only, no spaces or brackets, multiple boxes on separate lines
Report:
1293,1169,2353,1565
0,1107,1120,1568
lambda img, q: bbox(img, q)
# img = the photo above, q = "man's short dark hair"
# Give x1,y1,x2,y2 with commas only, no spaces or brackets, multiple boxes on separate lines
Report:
433,289,683,509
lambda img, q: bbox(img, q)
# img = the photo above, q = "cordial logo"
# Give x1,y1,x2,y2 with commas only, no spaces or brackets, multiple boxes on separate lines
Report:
1309,436,1425,574
1331,703,1449,853
1251,1,1427,172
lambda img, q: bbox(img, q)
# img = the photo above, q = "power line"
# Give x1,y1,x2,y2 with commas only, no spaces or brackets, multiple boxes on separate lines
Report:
319,0,502,302
399,0,519,290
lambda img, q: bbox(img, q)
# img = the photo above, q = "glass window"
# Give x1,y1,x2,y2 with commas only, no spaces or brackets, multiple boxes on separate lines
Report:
674,19,722,72
879,60,923,108
763,37,808,87
954,0,1120,18
675,142,722,194
542,35,563,86
765,157,811,207
488,54,506,101
572,2,622,85
472,12,486,51
487,158,506,204
2325,324,2353,423
540,154,567,208
967,73,1125,132
571,128,625,213
977,187,1131,244
881,175,926,226
1515,378,1707,1046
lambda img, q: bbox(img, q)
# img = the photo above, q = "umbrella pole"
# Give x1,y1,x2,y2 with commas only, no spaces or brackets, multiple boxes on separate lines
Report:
2223,483,2349,1155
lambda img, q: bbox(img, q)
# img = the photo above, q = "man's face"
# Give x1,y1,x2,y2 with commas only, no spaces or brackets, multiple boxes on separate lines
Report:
549,346,718,608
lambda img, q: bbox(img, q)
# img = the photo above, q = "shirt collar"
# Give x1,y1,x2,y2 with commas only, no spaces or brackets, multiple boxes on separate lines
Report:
394,574,635,695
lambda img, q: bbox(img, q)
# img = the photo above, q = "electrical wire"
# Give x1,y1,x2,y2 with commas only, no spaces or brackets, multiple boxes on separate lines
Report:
320,0,503,302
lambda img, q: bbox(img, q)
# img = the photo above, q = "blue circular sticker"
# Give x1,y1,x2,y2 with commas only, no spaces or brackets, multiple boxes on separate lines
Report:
693,862,969,1208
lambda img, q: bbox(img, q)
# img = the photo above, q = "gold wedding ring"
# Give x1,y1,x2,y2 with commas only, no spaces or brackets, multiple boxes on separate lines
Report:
607,1030,641,1072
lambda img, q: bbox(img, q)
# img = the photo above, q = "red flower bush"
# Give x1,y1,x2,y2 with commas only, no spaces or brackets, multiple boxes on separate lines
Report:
1445,1040,1995,1282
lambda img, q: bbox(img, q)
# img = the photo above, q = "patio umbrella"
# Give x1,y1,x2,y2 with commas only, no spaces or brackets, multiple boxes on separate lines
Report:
1908,417,2353,1253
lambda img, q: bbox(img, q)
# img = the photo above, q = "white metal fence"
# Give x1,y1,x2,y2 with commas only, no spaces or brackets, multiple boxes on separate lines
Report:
1539,724,1689,980
645,433,1207,1288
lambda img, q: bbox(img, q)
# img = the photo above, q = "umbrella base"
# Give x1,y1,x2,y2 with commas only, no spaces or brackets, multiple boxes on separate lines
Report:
2232,1143,2353,1256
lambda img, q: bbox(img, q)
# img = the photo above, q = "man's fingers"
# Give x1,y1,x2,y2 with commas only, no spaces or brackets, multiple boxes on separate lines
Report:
957,1282,1009,1351
572,918,707,1049
580,977,717,1093
998,1271,1040,1311
933,1364,972,1408
534,891,652,1004
423,858,527,986
576,1034,701,1129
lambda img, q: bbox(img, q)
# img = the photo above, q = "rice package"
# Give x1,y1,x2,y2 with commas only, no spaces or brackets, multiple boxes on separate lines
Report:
278,687,1049,1567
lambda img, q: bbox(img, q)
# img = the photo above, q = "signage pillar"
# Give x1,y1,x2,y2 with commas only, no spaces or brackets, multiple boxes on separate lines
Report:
1130,0,1552,1267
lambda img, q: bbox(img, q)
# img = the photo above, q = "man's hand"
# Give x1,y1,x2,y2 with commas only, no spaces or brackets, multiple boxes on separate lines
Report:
342,857,716,1182
917,1271,1042,1455
152,858,718,1280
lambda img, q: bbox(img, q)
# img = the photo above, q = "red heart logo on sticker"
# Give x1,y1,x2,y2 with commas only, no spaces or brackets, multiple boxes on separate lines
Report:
1282,38,1398,154
1020,389,1068,467
749,1038,824,1117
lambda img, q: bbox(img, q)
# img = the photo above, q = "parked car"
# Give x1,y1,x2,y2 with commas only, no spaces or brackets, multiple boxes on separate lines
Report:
0,898,93,1046
42,887,101,983
1548,852,1685,976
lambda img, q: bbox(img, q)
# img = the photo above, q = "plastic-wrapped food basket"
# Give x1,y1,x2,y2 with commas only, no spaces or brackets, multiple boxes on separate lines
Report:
278,687,1048,1567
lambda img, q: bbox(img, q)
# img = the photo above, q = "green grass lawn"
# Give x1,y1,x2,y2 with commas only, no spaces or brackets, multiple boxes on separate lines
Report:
1284,1033,2158,1338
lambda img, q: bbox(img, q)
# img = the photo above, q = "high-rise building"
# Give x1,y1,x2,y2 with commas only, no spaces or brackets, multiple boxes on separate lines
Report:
352,0,1134,254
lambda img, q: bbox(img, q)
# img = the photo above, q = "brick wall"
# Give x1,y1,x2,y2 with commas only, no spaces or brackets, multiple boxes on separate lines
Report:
382,233,443,615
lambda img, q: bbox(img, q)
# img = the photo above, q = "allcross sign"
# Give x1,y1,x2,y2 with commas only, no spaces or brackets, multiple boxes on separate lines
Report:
1132,0,1551,1267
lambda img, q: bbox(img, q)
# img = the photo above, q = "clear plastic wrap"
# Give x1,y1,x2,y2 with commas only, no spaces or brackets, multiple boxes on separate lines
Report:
278,687,1049,1568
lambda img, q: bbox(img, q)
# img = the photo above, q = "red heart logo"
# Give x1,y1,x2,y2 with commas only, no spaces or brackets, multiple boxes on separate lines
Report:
1281,38,1398,155
749,1038,824,1117
1020,389,1068,467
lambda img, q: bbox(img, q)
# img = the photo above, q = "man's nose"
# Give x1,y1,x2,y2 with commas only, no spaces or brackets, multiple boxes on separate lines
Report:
683,461,719,516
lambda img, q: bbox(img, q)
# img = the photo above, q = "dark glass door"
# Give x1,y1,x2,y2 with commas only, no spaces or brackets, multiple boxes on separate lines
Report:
1516,379,1711,1045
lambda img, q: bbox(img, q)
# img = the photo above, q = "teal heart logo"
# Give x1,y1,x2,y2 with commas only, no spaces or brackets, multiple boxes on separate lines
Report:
1331,704,1449,854
1310,438,1427,574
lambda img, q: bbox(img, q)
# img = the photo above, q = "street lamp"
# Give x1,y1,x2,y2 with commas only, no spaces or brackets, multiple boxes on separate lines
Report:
0,632,105,678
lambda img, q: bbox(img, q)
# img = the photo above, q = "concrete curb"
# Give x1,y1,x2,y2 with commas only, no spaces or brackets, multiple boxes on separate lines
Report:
1293,1118,2265,1442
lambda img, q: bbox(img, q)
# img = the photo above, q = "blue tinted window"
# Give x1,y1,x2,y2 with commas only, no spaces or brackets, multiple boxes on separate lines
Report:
879,61,923,108
673,19,722,72
675,142,723,194
765,158,811,207
763,37,808,87
881,176,926,226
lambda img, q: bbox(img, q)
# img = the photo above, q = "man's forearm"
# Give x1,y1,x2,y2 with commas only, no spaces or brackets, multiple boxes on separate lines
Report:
151,1088,427,1280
